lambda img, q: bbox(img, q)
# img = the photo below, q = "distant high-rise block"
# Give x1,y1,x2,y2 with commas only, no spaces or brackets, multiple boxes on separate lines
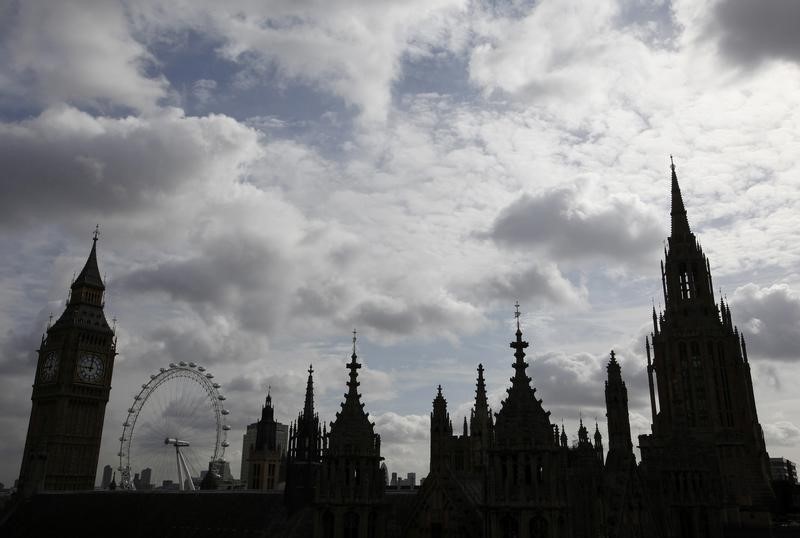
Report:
100,465,112,489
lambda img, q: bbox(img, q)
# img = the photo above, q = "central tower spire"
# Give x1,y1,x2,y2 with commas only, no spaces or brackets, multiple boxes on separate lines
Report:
510,301,530,389
670,156,691,239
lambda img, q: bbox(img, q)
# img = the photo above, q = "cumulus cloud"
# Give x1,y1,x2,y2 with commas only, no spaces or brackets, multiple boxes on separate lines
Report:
373,412,431,476
0,1,168,111
468,0,654,116
466,262,586,308
731,283,800,361
763,421,800,447
0,106,261,226
711,0,800,67
127,0,467,123
486,183,662,266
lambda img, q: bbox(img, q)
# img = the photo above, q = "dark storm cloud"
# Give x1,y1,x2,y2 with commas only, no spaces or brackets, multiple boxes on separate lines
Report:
353,299,468,337
118,234,290,334
712,0,800,67
469,263,584,307
0,328,38,376
731,283,800,361
486,186,662,265
0,107,259,225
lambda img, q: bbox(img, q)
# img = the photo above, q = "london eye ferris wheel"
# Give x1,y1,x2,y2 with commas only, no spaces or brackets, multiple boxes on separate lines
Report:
117,362,230,490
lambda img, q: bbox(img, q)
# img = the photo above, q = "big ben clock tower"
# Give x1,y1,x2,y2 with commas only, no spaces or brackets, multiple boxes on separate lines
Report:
18,229,117,495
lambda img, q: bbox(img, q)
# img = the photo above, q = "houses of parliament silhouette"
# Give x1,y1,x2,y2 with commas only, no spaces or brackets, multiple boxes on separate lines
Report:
0,163,783,537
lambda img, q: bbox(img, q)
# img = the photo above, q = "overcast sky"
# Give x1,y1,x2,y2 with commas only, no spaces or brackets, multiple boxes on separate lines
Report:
2,0,800,487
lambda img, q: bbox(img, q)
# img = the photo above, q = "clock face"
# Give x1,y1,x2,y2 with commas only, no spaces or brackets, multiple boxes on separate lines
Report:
78,354,105,383
40,352,59,382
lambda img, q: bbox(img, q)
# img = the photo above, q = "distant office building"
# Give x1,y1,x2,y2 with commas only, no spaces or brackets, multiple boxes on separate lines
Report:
140,468,152,490
100,465,112,489
770,458,798,484
388,472,417,489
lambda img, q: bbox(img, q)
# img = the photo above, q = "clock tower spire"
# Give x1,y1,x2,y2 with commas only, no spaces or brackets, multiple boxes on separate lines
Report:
18,230,117,495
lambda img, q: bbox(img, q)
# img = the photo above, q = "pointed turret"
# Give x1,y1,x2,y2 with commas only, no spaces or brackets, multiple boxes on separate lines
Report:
286,364,322,511
255,385,278,451
317,330,384,511
303,365,315,419
594,422,604,461
494,303,554,448
327,330,381,455
430,384,453,474
72,226,105,292
578,417,590,446
560,423,568,448
509,302,531,390
670,156,691,240
470,364,491,436
605,351,633,458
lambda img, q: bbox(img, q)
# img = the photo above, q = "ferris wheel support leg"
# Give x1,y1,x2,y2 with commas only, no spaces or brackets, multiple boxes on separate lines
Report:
176,445,184,491
179,450,195,491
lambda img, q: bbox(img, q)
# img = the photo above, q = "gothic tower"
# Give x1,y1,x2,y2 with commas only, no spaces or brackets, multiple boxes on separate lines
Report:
247,388,285,490
487,305,571,538
604,351,632,460
316,331,385,538
429,385,452,475
468,364,493,473
638,159,774,536
285,364,323,512
18,230,117,495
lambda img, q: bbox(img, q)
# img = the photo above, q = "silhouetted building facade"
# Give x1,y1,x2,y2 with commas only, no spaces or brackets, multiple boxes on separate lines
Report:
770,458,798,484
639,160,775,536
284,365,323,512
407,312,615,538
3,162,787,538
246,388,289,490
17,231,117,496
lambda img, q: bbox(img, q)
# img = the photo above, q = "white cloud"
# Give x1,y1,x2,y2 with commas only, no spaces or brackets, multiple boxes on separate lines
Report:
763,421,800,447
1,1,168,112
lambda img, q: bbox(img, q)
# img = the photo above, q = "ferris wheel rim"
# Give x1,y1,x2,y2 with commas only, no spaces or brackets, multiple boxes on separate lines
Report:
117,363,230,489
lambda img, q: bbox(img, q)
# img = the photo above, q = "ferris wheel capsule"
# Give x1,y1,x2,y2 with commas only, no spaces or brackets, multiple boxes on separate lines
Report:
223,425,231,431
150,374,157,379
221,441,230,448
198,366,205,372
218,395,226,401
168,363,177,368
160,367,167,372
189,362,197,367
179,361,187,367
205,373,214,379
212,383,221,388
221,409,229,415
